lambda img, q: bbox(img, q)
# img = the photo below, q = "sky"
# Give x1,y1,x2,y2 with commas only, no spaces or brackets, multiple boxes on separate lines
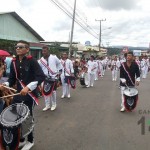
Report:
0,0,150,47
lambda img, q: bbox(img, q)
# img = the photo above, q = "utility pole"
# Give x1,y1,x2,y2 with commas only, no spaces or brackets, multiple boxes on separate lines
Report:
69,0,77,58
95,19,106,51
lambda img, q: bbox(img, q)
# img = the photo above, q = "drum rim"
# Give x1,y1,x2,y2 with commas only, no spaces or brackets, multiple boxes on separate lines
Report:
0,103,29,127
123,87,138,96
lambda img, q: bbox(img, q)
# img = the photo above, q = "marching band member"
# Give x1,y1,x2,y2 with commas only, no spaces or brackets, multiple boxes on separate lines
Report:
60,52,74,99
3,40,45,150
111,57,119,81
102,56,107,76
144,56,149,78
107,57,112,70
120,51,140,112
38,46,62,111
94,58,99,80
135,57,141,71
79,65,88,86
140,56,149,79
99,57,104,77
86,55,97,87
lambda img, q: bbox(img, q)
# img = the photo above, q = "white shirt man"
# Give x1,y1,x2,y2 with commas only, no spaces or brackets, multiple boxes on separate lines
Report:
38,47,62,111
98,58,104,77
60,53,74,98
140,57,149,79
111,58,120,81
87,56,97,87
94,59,99,80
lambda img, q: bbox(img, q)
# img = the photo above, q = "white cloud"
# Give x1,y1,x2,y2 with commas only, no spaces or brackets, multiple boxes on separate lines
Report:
0,0,150,47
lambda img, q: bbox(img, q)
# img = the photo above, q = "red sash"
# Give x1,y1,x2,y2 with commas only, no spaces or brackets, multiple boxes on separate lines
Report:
61,60,71,76
40,58,56,75
121,62,135,86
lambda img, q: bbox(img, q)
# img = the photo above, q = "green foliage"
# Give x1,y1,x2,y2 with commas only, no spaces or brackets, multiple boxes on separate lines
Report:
50,47,60,57
107,47,122,56
0,39,16,53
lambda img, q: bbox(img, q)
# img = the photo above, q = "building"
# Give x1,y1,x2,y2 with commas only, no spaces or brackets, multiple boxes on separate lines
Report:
0,11,45,59
76,43,107,58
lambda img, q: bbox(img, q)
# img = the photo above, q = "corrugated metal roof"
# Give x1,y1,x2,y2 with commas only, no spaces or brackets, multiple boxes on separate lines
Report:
0,11,44,41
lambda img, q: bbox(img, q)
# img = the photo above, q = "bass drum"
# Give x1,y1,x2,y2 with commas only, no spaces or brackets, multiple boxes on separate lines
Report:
80,73,86,86
123,87,138,111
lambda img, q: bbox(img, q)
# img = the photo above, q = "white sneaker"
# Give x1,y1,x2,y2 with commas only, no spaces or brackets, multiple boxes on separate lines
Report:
67,94,71,98
19,141,26,148
120,107,125,112
86,85,90,88
43,106,50,111
61,95,65,99
90,84,93,87
21,141,34,150
51,105,56,111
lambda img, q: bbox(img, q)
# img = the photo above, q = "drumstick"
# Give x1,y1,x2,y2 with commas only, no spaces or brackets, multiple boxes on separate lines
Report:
0,93,20,99
2,85,17,92
0,91,32,99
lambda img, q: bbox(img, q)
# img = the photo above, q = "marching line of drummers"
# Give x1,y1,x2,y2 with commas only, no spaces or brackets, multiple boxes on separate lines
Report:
1,51,150,114
0,43,150,150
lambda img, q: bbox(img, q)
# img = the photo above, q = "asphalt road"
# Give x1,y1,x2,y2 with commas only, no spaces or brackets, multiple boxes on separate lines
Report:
32,70,150,150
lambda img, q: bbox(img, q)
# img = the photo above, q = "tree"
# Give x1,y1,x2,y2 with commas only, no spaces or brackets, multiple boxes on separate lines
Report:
107,47,122,56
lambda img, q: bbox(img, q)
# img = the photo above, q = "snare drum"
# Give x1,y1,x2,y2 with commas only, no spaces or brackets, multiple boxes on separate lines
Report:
42,77,57,96
123,87,138,111
0,103,34,149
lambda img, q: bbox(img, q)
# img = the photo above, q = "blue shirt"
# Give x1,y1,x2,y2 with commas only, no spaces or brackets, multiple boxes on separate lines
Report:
5,57,13,74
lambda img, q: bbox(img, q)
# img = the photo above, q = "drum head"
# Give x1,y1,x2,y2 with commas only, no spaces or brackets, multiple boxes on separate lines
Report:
123,87,138,97
0,103,29,127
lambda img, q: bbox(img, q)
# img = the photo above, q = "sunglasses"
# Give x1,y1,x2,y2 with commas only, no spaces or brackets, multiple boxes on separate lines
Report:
15,45,28,49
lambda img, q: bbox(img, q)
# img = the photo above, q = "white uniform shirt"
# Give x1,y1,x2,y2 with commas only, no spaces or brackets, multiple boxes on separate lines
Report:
61,59,74,76
38,55,62,78
87,60,97,74
140,59,147,70
111,60,120,70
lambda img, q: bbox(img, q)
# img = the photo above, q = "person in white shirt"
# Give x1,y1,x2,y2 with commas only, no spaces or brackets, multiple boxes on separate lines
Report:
135,57,141,71
60,53,74,98
38,46,62,111
144,56,149,78
99,57,104,77
87,55,97,87
102,57,107,75
94,58,99,80
111,57,120,81
140,56,149,79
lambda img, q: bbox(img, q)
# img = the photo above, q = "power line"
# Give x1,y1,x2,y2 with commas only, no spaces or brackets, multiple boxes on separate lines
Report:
59,0,98,36
49,0,98,39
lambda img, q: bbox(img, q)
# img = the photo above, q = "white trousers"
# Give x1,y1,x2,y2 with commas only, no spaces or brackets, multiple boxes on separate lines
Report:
121,86,125,108
87,73,95,86
44,91,57,107
84,73,89,86
99,67,104,76
95,69,99,80
61,75,70,96
112,69,118,81
142,67,148,78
